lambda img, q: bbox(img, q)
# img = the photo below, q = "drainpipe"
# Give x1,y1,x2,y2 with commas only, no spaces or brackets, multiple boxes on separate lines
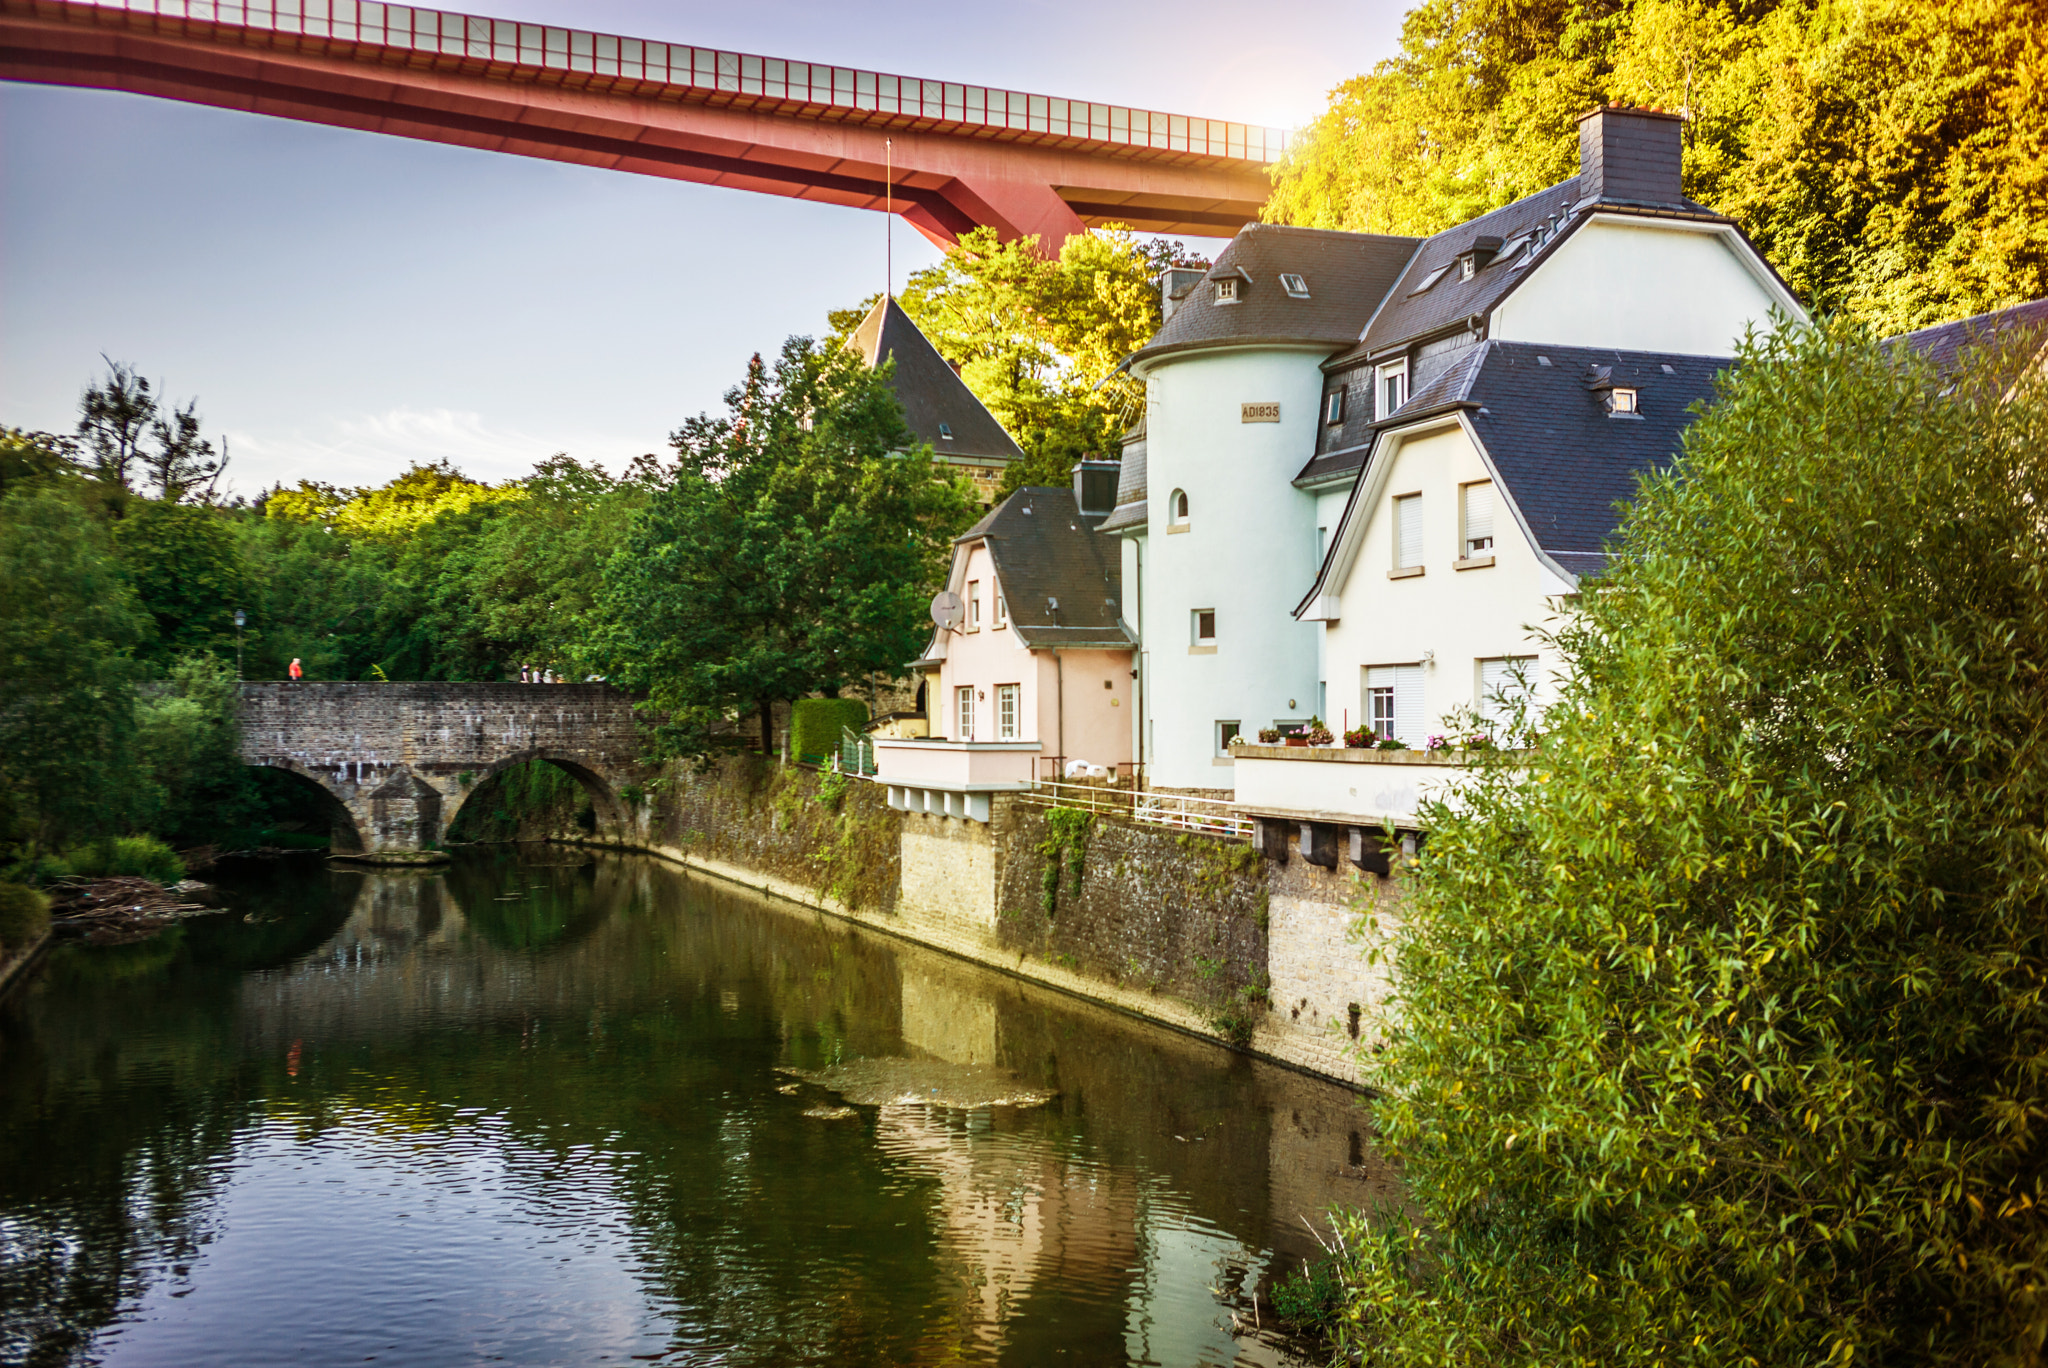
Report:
1055,650,1065,780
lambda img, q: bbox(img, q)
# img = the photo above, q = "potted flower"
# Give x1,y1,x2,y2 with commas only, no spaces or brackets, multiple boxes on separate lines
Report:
1283,727,1312,748
1343,726,1369,749
1258,727,1282,744
1376,736,1409,751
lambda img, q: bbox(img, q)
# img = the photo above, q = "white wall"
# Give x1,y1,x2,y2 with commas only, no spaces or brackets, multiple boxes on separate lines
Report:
1136,346,1328,790
1320,424,1567,741
1493,216,1795,356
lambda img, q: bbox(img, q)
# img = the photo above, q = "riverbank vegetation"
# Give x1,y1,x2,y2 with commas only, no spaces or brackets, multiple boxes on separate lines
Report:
1267,0,2046,333
1327,319,2048,1362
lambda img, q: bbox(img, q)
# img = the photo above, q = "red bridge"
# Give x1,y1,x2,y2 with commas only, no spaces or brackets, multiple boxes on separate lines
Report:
1,0,1289,249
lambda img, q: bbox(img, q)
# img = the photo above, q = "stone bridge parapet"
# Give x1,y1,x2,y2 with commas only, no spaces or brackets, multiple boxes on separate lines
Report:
238,682,650,859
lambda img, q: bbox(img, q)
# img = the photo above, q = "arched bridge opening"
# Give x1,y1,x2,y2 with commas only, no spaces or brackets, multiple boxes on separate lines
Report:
444,752,623,846
238,683,649,861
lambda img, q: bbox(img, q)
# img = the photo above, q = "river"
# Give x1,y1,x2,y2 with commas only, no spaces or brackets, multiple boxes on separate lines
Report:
0,849,1393,1367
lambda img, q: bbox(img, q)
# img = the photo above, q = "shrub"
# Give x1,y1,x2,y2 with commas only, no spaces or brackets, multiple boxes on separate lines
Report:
1336,319,2048,1365
0,881,50,955
61,834,185,886
788,697,869,765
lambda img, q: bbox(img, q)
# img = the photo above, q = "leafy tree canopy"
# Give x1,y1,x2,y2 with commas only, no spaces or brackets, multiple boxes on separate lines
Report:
75,359,227,501
832,227,1205,496
1265,0,2048,333
1332,318,2048,1364
589,338,972,755
113,500,251,667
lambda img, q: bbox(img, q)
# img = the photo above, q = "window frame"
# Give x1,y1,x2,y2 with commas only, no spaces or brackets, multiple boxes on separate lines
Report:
1279,272,1310,298
1215,720,1242,757
1193,608,1217,647
991,585,1007,629
996,683,1020,740
965,580,981,631
1324,389,1345,425
955,685,975,741
1168,488,1190,531
1213,277,1240,304
1460,480,1496,559
1610,387,1639,414
1392,492,1424,573
1376,360,1408,419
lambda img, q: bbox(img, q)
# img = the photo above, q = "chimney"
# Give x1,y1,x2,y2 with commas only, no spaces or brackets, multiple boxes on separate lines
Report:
1071,459,1118,525
1577,105,1684,207
1156,266,1207,322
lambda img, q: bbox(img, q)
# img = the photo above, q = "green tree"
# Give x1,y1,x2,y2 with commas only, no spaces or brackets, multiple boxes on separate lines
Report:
0,488,148,854
113,501,250,667
134,652,256,847
835,227,1202,495
1331,319,2048,1363
75,359,156,491
590,338,972,755
1265,0,2048,334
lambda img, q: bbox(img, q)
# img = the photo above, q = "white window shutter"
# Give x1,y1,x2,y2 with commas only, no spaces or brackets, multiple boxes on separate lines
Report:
1478,657,1534,732
1396,495,1423,569
1465,484,1493,553
1394,665,1425,745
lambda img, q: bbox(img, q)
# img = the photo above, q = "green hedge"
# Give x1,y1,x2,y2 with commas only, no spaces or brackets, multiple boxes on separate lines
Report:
789,698,869,764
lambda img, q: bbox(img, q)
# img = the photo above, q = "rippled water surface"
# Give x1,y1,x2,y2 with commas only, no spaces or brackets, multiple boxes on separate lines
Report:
0,851,1392,1366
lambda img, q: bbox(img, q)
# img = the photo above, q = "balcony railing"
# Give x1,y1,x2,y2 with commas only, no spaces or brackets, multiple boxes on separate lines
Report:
1015,780,1254,840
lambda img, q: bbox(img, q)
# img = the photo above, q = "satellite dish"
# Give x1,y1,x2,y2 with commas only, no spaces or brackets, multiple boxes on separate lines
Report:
930,590,965,631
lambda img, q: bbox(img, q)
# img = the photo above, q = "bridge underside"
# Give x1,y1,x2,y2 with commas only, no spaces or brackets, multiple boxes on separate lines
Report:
0,2,1276,249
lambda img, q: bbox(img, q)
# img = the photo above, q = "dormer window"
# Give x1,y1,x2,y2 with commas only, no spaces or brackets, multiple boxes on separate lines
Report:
1460,254,1477,281
1280,273,1310,298
1377,360,1408,419
1609,387,1639,414
1324,389,1345,424
1214,277,1240,304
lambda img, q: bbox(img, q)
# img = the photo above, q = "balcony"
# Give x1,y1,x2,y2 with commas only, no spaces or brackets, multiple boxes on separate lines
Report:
1228,741,1482,827
875,739,1040,822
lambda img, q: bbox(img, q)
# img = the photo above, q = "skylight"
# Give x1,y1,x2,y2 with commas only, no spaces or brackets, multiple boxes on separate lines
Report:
1407,263,1452,296
939,423,954,440
1280,273,1311,298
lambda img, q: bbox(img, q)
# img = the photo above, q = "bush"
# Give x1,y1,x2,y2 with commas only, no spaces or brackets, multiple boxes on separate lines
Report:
1337,319,2048,1364
789,697,868,765
0,881,50,955
62,835,185,886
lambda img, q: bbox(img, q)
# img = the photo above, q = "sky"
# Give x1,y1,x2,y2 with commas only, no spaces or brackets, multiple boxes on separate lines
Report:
1,0,1407,496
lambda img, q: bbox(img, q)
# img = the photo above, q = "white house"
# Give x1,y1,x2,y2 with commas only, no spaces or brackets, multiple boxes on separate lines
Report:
1120,104,1805,807
877,468,1133,821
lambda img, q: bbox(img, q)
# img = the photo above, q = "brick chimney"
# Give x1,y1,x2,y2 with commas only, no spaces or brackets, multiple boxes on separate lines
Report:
1577,105,1685,207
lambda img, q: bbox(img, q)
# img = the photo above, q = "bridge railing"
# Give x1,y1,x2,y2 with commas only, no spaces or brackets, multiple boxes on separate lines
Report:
63,1,1295,164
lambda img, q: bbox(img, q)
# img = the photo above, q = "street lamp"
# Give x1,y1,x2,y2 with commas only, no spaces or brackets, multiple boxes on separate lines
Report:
233,609,246,680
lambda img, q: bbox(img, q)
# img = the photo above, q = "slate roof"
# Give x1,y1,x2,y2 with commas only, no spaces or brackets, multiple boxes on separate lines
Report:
851,296,1023,463
1099,421,1148,533
1886,298,2048,387
1304,342,1726,609
954,486,1133,650
1354,178,1732,359
1129,224,1419,368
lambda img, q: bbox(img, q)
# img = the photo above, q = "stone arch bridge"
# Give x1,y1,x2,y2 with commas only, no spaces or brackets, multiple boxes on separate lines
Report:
239,682,650,859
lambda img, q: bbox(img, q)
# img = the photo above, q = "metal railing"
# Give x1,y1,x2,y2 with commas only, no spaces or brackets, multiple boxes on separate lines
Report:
59,1,1295,164
1015,780,1254,840
838,727,877,778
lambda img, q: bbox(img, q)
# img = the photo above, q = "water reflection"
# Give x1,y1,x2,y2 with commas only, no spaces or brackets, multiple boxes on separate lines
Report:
0,851,1397,1366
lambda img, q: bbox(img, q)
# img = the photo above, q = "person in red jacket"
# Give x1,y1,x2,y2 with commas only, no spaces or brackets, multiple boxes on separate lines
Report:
288,658,303,681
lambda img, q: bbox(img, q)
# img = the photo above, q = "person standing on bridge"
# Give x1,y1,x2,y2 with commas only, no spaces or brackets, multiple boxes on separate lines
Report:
288,657,303,682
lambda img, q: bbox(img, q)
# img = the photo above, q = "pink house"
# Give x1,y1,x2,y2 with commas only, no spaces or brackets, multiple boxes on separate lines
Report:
878,466,1134,821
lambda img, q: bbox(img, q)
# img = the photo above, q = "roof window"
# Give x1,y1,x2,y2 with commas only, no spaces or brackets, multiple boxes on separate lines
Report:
1280,273,1310,298
1214,277,1240,304
1536,355,1552,367
939,423,954,440
1407,263,1452,296
1609,387,1640,414
1660,363,1677,375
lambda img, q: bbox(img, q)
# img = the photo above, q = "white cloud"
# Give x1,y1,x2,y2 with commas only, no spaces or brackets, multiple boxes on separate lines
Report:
219,408,660,495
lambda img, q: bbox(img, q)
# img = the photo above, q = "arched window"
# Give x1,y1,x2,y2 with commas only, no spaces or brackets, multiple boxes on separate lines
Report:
1170,489,1190,529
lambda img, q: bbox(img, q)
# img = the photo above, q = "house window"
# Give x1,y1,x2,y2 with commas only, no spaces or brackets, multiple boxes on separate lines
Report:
939,422,954,440
1365,664,1425,746
955,685,975,741
1169,489,1190,529
1216,720,1242,756
1462,481,1495,557
1377,361,1407,418
1214,277,1239,304
1477,657,1538,735
997,683,1020,740
1280,272,1310,298
1193,609,1217,647
1324,389,1345,424
1609,387,1639,414
966,580,981,631
992,587,1007,628
1460,253,1477,280
1394,494,1423,571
